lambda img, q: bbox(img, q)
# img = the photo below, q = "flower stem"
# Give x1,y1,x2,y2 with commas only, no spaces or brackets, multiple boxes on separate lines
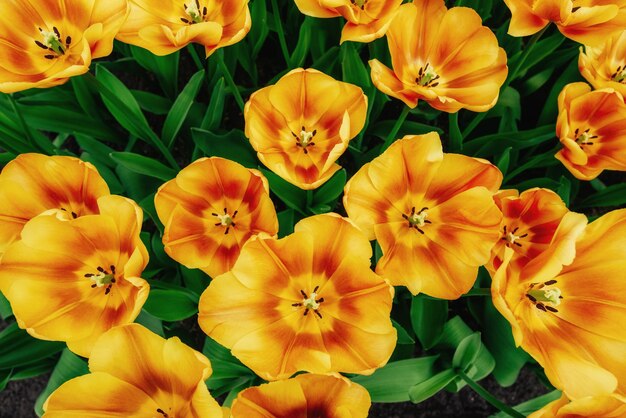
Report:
458,371,525,418
383,106,410,151
187,44,204,72
217,54,245,112
271,0,291,66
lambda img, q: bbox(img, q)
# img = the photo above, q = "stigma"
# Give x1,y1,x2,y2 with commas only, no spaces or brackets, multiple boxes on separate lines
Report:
350,0,368,9
182,0,207,24
403,207,431,234
35,26,71,59
85,265,117,295
416,63,440,88
292,286,324,318
502,225,528,247
611,65,626,84
574,128,597,147
292,126,317,154
212,208,237,234
526,280,563,313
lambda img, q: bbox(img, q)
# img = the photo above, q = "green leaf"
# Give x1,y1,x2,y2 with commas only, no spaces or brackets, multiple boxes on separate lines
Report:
34,349,89,417
491,390,562,418
180,266,210,297
75,135,117,167
110,152,177,181
556,176,571,207
162,70,205,148
260,169,307,215
71,75,101,120
200,78,226,131
452,332,482,372
369,120,444,140
392,319,415,345
410,296,448,350
135,309,165,337
313,169,346,205
448,113,463,152
130,47,180,99
0,322,64,370
191,128,257,168
277,209,295,238
464,125,555,156
408,369,457,404
143,289,198,321
289,17,312,68
577,183,626,208
132,90,173,115
0,370,11,392
496,147,512,175
203,337,257,397
353,356,439,403
341,42,371,92
0,292,12,320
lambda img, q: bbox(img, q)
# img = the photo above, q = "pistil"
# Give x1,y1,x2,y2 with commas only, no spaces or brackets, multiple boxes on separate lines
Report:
403,207,431,234
416,63,440,87
181,0,207,24
292,286,324,318
526,280,563,313
611,65,626,83
212,208,238,234
85,265,117,295
292,126,317,154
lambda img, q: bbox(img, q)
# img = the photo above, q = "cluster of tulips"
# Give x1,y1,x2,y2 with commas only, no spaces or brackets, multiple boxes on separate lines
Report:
1,0,626,417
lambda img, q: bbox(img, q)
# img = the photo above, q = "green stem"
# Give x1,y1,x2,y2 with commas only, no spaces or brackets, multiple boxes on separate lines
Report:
458,371,525,418
187,44,204,72
217,54,245,112
462,26,547,138
383,106,410,151
270,0,291,66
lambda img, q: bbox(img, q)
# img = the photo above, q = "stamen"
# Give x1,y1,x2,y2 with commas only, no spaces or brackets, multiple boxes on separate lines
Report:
415,63,440,87
405,207,429,232
293,126,317,152
183,0,204,23
295,287,324,318
526,280,562,313
502,225,527,247
575,128,597,147
612,65,626,83
87,265,117,294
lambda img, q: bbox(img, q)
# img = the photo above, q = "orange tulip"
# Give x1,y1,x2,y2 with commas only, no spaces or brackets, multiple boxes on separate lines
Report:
116,0,250,57
154,157,278,279
244,68,368,190
343,133,503,299
198,213,396,381
504,0,626,45
0,195,149,357
487,188,576,275
0,153,110,258
579,30,626,98
231,374,371,418
529,393,626,418
293,0,403,43
0,0,128,93
555,82,626,180
492,209,626,399
369,0,508,113
43,324,223,417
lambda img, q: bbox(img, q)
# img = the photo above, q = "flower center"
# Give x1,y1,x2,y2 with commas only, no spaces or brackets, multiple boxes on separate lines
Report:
35,26,71,59
526,280,562,313
84,265,117,295
501,225,528,248
156,408,172,418
181,0,207,24
611,65,626,83
292,126,317,154
415,63,440,87
212,208,238,235
292,286,325,318
574,128,597,147
402,207,431,234
350,0,368,9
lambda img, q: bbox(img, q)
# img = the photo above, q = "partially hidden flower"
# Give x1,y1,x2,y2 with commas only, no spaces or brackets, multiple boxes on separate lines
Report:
0,0,129,93
231,373,371,418
293,0,403,43
198,213,396,381
343,133,503,299
369,0,508,113
492,209,626,399
43,324,223,418
116,0,251,57
529,393,626,418
504,0,626,45
245,68,367,190
487,188,574,275
555,82,626,180
0,195,149,357
579,30,626,98
154,157,278,279
0,153,110,258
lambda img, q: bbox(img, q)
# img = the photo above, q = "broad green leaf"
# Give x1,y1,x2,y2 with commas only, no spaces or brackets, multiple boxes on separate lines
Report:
0,292,12,320
34,349,89,417
496,147,512,175
71,75,100,120
313,169,346,205
369,120,443,140
200,78,226,131
556,176,571,206
452,332,483,372
411,296,448,350
464,125,555,156
408,369,457,404
144,289,198,321
131,47,180,99
392,319,415,345
249,0,269,58
353,356,439,403
203,337,257,397
448,113,463,152
162,70,205,148
277,209,295,238
180,266,210,297
491,390,562,418
0,370,11,392
290,17,312,68
132,90,173,115
110,152,177,181
578,183,626,208
0,323,63,370
75,135,116,167
135,309,165,337
260,169,307,215
191,128,257,168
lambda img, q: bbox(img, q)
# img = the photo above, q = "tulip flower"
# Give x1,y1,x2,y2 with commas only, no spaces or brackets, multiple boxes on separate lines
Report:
231,374,371,417
198,214,396,381
0,195,149,357
555,82,626,180
0,153,109,258
487,188,576,275
504,0,626,46
0,0,129,93
293,0,403,43
369,0,508,113
344,133,503,299
43,324,223,417
529,393,626,418
245,68,367,190
579,30,626,98
117,0,251,57
492,209,626,399
154,157,278,279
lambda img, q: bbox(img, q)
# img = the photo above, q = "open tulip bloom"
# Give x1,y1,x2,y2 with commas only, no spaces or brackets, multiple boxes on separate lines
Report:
198,213,396,381
0,0,129,93
43,324,223,418
529,393,626,418
579,29,626,98
0,195,149,357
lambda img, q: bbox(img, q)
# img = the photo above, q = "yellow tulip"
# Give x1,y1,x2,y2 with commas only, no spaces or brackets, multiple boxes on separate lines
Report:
344,133,503,299
43,324,223,417
0,0,129,93
369,0,508,113
579,30,626,98
198,214,396,381
529,393,626,418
